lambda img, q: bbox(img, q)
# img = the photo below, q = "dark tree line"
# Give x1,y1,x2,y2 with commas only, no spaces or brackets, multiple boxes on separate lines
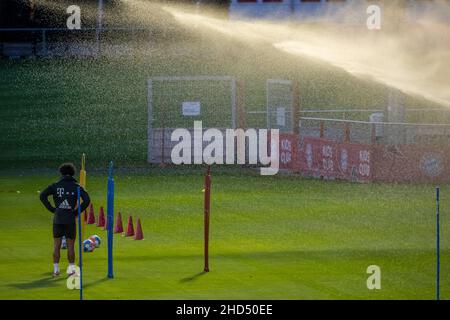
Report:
0,0,229,28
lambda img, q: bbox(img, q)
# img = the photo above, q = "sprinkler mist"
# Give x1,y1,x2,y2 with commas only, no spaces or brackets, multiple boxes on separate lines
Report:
25,0,450,107
162,4,450,108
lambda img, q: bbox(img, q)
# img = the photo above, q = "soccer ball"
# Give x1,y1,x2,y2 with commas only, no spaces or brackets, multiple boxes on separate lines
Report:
89,235,101,248
83,239,95,252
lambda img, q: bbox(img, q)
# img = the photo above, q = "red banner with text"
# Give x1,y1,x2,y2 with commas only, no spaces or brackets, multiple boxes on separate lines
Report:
372,145,450,183
294,136,373,182
278,134,450,183
278,133,298,171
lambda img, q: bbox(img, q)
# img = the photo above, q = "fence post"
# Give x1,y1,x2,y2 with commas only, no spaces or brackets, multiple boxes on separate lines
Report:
320,121,325,138
371,123,376,144
160,128,166,166
96,0,104,56
344,123,350,143
292,80,300,136
436,186,440,300
42,30,47,57
204,166,211,272
236,80,246,129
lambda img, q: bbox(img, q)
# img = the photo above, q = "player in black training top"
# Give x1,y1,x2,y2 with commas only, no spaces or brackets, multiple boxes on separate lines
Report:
40,163,90,277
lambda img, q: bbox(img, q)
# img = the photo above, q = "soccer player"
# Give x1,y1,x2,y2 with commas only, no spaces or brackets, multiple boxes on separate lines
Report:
39,163,91,277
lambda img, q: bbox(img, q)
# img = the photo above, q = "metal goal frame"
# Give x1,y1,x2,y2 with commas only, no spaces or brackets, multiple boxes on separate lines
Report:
147,76,237,163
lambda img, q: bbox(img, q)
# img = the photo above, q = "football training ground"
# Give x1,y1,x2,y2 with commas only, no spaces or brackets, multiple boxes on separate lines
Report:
0,170,448,300
1,2,449,300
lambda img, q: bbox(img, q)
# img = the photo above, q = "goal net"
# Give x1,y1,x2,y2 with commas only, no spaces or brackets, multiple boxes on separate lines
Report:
147,76,237,164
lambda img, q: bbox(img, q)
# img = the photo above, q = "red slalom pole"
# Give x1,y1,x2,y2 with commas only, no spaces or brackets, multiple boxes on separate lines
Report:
204,166,211,272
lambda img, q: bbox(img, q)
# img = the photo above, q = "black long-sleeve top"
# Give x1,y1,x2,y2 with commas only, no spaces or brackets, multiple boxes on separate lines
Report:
40,175,91,224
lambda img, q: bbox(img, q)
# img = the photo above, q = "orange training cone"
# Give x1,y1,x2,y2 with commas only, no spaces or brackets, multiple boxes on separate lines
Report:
134,218,144,240
124,216,134,237
97,206,105,228
114,212,123,234
103,216,108,230
87,204,95,224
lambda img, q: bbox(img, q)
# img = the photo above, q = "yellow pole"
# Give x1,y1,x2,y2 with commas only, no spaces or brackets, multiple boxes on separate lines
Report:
78,154,87,263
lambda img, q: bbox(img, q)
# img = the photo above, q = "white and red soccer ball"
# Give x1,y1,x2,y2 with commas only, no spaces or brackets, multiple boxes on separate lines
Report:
83,235,102,252
89,235,101,248
83,239,95,252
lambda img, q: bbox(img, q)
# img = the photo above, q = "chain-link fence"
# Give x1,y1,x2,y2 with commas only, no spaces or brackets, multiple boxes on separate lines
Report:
299,117,450,145
0,27,185,58
299,108,450,123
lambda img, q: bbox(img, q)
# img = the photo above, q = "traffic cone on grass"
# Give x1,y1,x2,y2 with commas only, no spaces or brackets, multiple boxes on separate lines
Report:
114,212,124,233
103,217,108,230
97,206,105,228
87,204,95,224
124,216,134,237
134,218,144,240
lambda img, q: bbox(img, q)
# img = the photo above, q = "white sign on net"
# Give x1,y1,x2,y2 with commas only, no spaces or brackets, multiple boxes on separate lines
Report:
276,107,286,126
182,101,201,116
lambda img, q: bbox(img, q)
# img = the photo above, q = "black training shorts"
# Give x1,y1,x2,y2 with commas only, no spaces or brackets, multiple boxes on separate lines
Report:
53,223,76,239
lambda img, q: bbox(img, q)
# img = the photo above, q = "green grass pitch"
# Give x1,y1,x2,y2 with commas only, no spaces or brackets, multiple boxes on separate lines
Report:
0,22,448,300
0,169,448,300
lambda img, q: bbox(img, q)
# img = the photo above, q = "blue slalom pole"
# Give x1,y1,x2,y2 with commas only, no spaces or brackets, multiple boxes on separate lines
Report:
77,187,83,301
436,186,440,301
107,161,114,279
